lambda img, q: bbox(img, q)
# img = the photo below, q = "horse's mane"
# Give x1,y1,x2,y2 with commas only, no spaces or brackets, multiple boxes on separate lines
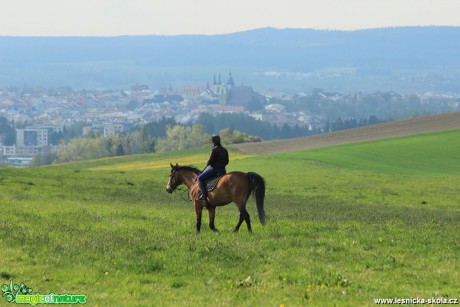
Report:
176,165,201,175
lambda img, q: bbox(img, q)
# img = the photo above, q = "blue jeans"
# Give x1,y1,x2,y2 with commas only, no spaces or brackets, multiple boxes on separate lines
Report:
198,167,225,183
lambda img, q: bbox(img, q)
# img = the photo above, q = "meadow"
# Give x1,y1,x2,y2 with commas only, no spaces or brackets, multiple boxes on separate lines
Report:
0,130,459,306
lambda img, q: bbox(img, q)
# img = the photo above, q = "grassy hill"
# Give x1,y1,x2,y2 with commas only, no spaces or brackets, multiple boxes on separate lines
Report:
0,128,459,305
284,129,460,175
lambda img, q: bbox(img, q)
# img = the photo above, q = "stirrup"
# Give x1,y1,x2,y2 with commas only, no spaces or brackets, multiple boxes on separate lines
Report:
198,194,207,201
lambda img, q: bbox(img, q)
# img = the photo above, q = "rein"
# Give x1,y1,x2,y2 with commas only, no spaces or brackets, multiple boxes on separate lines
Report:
179,178,199,202
177,186,190,202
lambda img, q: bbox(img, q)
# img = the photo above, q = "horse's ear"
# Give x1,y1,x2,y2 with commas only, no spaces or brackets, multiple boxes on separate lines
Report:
175,163,178,167
170,163,174,168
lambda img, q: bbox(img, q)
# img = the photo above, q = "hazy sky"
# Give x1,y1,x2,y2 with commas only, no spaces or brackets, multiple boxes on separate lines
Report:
1,0,459,36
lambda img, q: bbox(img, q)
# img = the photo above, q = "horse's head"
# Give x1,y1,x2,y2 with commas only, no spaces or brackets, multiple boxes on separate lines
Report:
166,163,183,193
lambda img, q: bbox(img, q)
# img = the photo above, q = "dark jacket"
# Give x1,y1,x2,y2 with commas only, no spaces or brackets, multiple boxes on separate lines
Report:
207,145,229,169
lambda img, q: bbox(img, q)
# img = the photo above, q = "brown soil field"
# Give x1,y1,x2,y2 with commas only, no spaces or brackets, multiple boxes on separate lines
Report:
229,111,460,155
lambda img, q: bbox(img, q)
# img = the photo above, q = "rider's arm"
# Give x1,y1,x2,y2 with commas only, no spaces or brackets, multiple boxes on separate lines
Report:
206,148,217,166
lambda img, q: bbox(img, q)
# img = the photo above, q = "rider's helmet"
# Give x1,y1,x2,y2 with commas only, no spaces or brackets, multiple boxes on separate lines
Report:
211,135,221,144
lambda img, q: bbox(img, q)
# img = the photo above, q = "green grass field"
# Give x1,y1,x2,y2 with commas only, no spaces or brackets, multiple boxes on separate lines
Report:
1,130,459,306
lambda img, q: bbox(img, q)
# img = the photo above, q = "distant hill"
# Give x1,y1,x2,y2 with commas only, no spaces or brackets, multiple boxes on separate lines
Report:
1,27,460,92
229,111,460,155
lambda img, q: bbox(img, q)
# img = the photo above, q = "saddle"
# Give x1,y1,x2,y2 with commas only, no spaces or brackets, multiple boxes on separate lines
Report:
204,171,226,192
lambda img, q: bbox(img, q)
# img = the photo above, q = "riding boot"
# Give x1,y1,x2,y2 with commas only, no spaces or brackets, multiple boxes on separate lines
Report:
198,181,207,200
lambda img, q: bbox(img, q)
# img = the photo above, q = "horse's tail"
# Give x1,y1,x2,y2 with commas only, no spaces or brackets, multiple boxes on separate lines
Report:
247,172,266,225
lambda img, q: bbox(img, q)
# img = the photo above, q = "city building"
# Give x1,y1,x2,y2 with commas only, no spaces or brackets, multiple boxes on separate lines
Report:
207,72,266,109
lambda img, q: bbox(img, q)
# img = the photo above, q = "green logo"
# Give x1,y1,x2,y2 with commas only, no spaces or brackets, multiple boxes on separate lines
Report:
1,281,86,305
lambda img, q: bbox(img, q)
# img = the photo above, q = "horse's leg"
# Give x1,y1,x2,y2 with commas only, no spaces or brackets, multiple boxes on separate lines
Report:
233,212,245,233
194,201,203,233
234,207,252,233
208,206,219,233
242,207,252,233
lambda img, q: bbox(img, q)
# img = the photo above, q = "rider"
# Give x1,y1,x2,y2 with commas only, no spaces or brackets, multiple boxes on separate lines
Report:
198,135,229,200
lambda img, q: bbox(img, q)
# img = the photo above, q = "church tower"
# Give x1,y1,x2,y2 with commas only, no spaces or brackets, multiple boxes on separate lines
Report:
209,71,236,105
226,70,235,86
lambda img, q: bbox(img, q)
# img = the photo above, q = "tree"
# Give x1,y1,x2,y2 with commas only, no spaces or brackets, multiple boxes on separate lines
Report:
55,137,109,163
126,130,155,154
30,150,57,167
219,128,262,144
143,117,176,138
156,125,209,152
188,125,209,148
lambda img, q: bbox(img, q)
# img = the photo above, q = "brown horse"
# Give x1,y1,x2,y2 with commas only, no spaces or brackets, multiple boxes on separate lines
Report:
166,163,266,233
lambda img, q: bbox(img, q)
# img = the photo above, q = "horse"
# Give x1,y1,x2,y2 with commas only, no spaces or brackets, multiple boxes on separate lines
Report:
166,163,266,233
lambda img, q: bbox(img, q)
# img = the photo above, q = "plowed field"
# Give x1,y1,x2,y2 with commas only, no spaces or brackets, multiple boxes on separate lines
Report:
230,111,460,154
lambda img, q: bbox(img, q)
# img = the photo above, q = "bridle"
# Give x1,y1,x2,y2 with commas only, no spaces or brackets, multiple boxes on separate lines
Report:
166,169,190,202
166,170,180,193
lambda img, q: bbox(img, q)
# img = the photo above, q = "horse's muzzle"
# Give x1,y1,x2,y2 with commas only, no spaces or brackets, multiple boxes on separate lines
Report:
166,186,173,193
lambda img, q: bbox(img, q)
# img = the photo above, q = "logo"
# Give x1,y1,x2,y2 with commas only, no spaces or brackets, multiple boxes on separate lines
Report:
1,281,86,305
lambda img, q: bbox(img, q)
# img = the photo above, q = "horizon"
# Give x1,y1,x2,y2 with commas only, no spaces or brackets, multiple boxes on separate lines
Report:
1,25,460,38
1,26,460,93
1,0,460,37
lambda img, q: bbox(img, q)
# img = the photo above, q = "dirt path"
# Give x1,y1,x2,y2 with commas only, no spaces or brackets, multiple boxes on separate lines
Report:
229,112,460,155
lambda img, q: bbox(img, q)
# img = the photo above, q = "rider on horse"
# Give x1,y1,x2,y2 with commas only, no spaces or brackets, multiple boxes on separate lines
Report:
198,135,229,200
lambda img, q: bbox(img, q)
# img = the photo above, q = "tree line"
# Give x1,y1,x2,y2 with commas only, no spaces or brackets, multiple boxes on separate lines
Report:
30,117,262,166
196,113,317,140
5,113,387,166
325,115,389,132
